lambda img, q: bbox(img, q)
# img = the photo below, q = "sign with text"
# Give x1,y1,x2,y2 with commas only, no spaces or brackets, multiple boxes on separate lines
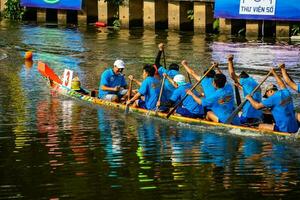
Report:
215,0,300,21
239,0,276,16
21,0,82,10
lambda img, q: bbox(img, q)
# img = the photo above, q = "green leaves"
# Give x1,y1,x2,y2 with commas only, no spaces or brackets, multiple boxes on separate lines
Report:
3,0,24,21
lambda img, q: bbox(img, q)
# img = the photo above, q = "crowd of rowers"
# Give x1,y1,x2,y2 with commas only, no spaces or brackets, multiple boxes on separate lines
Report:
76,43,299,134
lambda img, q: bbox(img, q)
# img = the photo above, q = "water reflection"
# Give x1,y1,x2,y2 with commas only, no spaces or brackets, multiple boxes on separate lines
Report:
1,24,300,199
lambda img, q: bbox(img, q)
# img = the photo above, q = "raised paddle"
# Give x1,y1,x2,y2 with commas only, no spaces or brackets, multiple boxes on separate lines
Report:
166,63,216,118
225,69,273,124
155,76,166,114
234,82,241,106
125,78,133,114
163,50,167,69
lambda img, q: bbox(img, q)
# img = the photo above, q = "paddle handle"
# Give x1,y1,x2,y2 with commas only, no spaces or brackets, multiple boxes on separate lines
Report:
163,50,166,69
166,63,215,118
155,76,166,113
225,70,272,124
125,79,133,114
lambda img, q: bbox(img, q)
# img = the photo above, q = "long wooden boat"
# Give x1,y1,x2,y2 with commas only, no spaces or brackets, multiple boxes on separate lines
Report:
37,61,300,139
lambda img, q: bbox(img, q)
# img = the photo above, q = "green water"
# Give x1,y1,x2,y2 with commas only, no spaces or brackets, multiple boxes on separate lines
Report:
0,21,300,199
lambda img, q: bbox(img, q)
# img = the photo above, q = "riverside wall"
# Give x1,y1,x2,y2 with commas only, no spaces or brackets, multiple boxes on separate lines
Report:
0,0,293,37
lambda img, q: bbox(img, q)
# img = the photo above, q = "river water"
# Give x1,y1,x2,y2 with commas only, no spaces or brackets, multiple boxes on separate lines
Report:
1,21,300,199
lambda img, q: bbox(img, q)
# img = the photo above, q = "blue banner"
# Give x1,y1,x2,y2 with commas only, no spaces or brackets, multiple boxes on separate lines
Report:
21,0,82,10
214,0,300,21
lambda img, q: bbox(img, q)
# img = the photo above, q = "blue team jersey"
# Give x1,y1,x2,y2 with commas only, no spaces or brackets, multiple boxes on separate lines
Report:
298,83,300,93
98,68,127,98
200,77,216,98
138,77,161,110
202,84,241,125
158,67,179,99
240,77,263,119
262,89,299,133
170,83,204,115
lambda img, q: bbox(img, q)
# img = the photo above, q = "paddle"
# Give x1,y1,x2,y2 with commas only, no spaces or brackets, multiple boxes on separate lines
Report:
225,69,273,124
162,50,167,70
125,78,133,114
155,76,166,114
166,63,216,119
234,82,241,106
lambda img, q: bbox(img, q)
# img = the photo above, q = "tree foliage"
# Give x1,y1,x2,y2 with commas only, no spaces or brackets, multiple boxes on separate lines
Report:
104,0,126,6
3,0,24,20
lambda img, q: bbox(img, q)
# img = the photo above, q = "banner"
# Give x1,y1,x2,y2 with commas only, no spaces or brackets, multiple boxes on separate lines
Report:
21,0,82,10
214,0,300,21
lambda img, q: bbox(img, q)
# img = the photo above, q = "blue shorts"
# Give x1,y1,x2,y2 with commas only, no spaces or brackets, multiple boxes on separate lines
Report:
176,107,203,118
137,99,147,109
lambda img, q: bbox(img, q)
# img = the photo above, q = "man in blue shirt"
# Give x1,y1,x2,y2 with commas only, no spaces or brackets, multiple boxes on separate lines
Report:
246,69,299,133
162,74,204,118
181,60,220,98
187,74,241,125
155,43,179,99
279,63,300,122
98,59,128,102
227,54,263,124
126,64,160,110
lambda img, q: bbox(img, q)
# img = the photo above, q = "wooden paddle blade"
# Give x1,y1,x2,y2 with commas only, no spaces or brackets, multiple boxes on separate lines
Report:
38,61,62,84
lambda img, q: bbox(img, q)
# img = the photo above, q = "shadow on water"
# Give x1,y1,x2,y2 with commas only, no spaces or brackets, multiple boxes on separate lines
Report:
1,23,300,199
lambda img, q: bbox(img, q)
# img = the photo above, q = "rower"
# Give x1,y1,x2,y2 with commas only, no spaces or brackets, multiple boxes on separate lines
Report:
245,68,299,133
98,59,128,102
279,63,300,123
181,60,219,98
162,74,204,118
126,64,161,110
187,73,241,125
227,54,263,124
155,43,179,99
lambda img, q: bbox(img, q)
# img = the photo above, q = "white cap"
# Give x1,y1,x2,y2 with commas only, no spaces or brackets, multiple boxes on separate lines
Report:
114,59,125,69
173,74,186,84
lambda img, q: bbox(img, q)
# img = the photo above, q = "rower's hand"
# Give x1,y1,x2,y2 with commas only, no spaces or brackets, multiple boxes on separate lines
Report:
278,63,285,70
227,54,234,62
212,62,219,67
114,86,121,92
126,100,132,105
270,68,276,75
181,60,188,66
158,43,164,51
128,75,134,81
156,101,161,108
245,95,252,101
163,73,167,78
186,89,193,96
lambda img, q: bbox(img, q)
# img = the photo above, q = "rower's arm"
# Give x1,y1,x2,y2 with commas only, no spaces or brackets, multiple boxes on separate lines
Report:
128,75,141,86
279,63,297,91
155,43,164,69
101,85,119,92
214,62,223,74
164,73,178,88
128,92,141,103
186,89,202,104
246,95,265,110
272,68,286,89
181,60,201,81
227,55,240,84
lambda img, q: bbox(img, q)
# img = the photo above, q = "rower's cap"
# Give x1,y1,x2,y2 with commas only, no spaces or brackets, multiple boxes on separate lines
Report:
173,74,186,86
114,59,125,69
263,84,278,98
